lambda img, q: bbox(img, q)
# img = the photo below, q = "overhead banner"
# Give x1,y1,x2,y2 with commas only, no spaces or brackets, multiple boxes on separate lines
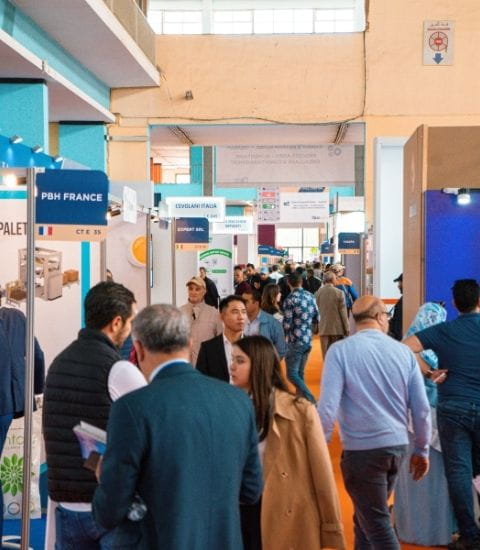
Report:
36,170,108,241
198,234,234,298
258,245,287,257
279,191,329,223
165,197,225,221
257,187,280,222
175,218,209,251
338,232,361,254
212,216,254,235
216,145,355,187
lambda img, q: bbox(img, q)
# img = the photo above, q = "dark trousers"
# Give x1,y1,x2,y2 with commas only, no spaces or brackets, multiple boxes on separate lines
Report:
0,413,13,539
240,499,262,550
437,400,480,541
341,445,407,550
320,335,344,358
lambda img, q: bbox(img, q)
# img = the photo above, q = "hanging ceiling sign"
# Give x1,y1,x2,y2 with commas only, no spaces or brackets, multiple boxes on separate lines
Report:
257,186,280,222
212,216,254,235
216,145,355,187
423,20,454,65
122,186,138,224
279,191,330,223
336,196,365,212
35,170,108,242
338,232,361,255
175,217,209,251
258,245,287,257
166,196,225,221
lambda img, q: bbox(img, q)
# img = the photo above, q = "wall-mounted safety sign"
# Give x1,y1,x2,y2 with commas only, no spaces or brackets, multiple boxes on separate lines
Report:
423,20,454,66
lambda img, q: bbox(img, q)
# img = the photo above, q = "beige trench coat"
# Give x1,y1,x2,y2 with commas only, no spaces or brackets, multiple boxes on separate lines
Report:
261,390,345,550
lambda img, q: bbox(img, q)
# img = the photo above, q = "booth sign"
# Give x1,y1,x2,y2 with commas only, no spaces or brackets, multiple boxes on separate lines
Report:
36,170,108,242
175,217,209,251
338,232,361,255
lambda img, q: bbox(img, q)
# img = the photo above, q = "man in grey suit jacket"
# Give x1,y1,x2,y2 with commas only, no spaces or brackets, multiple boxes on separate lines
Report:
93,304,262,550
315,271,350,357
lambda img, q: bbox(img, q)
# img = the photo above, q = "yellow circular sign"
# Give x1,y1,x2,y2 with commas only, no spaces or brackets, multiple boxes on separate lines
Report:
129,236,147,267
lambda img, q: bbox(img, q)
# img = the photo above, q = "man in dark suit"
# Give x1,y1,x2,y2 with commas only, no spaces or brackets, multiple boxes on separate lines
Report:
196,295,247,381
199,266,220,309
93,304,262,550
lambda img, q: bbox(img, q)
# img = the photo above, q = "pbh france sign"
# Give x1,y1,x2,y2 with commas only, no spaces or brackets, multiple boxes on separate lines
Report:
36,170,108,242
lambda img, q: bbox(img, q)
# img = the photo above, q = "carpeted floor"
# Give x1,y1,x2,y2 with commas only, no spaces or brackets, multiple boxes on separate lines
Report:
305,336,443,550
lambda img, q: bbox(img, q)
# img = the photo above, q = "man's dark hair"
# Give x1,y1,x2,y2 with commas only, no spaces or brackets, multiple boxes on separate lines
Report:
452,279,480,313
295,266,304,275
284,265,293,275
84,282,135,330
288,273,303,287
246,263,255,270
219,295,246,312
242,289,262,304
271,265,279,272
307,269,314,276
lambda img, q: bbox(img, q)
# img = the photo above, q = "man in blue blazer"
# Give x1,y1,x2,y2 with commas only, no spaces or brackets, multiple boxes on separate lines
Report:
93,304,262,550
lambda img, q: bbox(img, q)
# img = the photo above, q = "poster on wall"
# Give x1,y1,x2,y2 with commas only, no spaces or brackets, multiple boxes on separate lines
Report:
198,234,234,298
279,191,330,223
212,216,254,235
216,145,355,187
107,213,148,310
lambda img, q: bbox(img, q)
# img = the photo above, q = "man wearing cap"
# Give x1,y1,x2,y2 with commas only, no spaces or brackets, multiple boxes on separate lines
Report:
389,273,403,341
180,277,223,365
258,267,274,290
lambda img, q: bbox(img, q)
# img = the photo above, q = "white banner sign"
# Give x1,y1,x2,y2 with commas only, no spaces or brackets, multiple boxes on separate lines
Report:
212,216,254,235
279,191,330,223
122,186,138,224
166,197,225,221
337,196,365,212
216,145,355,187
198,234,234,298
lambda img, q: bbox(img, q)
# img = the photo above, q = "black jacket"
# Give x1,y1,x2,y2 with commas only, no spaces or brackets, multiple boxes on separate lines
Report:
204,276,220,309
196,334,229,382
43,329,120,502
389,296,403,341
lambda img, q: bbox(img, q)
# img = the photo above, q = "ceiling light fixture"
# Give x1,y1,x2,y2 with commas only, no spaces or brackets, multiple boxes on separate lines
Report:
32,145,43,154
457,188,471,206
3,174,18,187
9,135,23,144
53,155,64,163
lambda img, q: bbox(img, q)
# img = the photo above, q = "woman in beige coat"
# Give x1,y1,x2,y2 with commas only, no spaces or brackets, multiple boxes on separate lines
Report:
231,335,345,550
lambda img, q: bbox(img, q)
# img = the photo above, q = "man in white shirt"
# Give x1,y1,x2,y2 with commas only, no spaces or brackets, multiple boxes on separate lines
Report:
43,282,146,549
179,277,223,365
197,295,247,382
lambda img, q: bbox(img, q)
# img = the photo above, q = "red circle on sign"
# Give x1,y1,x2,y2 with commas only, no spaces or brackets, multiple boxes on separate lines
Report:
429,31,448,52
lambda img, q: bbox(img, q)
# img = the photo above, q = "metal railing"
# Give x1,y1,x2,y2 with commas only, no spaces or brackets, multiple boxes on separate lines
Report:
103,0,156,65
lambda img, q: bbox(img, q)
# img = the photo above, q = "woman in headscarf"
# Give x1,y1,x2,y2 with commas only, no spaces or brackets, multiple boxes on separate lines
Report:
394,302,457,546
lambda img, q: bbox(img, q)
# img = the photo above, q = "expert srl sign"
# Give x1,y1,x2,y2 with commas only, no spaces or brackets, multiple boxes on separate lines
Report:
36,170,108,242
175,218,209,251
166,197,225,222
338,233,361,255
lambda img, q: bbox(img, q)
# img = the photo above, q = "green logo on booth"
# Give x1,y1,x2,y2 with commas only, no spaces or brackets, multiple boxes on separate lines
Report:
0,454,24,496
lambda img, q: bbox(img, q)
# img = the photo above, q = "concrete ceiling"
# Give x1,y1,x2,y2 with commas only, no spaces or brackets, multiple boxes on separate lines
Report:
11,0,159,88
150,122,365,147
0,30,115,122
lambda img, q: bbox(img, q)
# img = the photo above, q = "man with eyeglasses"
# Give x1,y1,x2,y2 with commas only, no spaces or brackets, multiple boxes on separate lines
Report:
318,295,431,550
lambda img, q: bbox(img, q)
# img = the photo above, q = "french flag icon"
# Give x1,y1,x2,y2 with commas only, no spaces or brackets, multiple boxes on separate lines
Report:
38,226,53,236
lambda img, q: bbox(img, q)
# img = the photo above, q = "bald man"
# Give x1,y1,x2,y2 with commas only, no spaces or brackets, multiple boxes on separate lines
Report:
317,295,431,550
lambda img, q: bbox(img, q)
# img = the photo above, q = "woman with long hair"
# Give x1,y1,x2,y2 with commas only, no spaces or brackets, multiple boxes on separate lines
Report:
260,283,283,321
231,335,345,550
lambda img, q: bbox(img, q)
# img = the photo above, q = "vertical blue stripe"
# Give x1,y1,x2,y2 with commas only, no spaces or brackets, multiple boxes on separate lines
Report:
81,242,90,327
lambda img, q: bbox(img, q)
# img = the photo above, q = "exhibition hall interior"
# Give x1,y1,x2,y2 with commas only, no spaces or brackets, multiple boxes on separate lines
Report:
0,0,480,549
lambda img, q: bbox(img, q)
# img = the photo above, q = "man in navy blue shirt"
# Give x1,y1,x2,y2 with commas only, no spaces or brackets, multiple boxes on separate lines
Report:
405,279,480,550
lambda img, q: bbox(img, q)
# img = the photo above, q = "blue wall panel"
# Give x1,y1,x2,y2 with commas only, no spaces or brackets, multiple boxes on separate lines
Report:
425,190,480,320
0,82,48,149
59,124,106,171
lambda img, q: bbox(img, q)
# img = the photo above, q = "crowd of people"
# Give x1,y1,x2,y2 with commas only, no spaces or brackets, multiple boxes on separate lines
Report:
19,261,478,550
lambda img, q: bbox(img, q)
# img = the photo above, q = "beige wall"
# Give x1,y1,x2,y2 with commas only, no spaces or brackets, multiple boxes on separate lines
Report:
109,0,480,220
